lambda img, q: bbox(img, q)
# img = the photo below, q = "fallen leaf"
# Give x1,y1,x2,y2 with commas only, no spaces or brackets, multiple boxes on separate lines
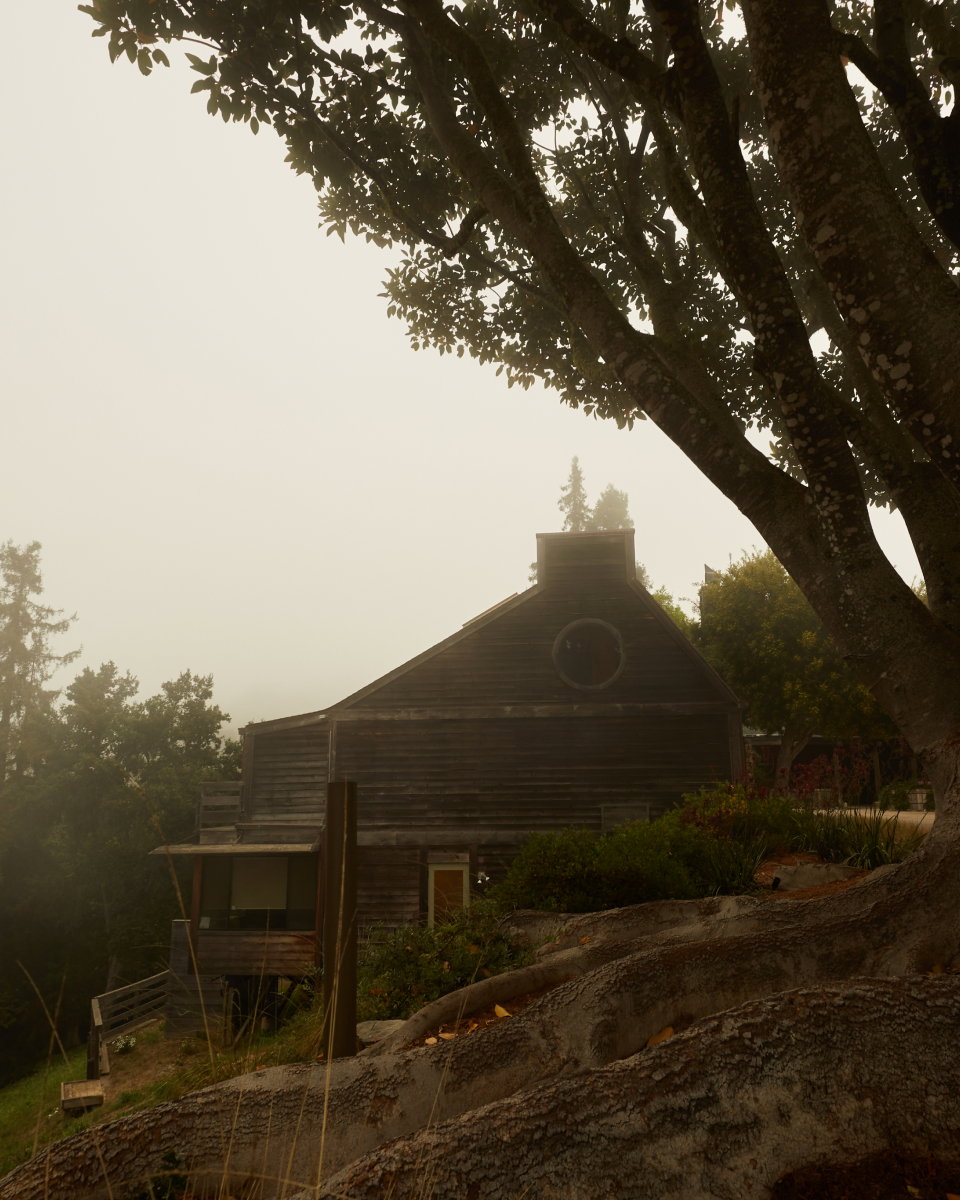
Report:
468,1022,478,1031
494,1004,511,1018
439,1032,456,1040
646,1025,674,1048
470,944,479,952
906,1187,921,1198
424,1037,438,1045
481,967,491,977
579,936,592,945
931,962,944,974
945,1193,960,1199
443,961,450,972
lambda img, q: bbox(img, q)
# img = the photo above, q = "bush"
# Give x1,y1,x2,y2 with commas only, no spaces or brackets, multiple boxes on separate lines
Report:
356,900,529,1021
878,780,911,811
492,786,794,914
491,780,931,916
491,822,704,914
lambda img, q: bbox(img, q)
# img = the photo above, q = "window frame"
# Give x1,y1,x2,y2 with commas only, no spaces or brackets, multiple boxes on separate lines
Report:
552,618,627,691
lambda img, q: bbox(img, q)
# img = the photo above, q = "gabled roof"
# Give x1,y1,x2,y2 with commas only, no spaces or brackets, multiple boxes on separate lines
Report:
242,583,544,734
242,531,738,736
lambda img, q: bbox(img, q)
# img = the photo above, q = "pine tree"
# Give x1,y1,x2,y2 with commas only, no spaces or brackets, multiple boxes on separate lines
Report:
0,542,79,789
557,457,591,532
591,484,633,531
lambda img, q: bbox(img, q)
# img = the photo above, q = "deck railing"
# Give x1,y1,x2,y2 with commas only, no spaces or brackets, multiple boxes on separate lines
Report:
197,779,244,829
67,969,171,1111
85,970,171,1082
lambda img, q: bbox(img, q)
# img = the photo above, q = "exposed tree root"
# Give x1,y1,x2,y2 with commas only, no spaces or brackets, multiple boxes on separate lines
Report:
319,975,960,1200
3,811,957,1200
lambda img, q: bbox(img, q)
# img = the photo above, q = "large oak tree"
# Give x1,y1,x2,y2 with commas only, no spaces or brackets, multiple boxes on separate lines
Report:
10,0,959,1193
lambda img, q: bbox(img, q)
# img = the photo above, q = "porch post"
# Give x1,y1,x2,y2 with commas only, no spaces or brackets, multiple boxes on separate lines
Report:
322,780,357,1058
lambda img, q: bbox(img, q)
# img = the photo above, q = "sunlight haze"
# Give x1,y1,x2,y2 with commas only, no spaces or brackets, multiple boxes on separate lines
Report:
0,2,920,732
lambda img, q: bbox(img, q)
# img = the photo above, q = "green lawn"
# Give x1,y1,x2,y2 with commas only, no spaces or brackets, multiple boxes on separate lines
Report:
0,1044,91,1177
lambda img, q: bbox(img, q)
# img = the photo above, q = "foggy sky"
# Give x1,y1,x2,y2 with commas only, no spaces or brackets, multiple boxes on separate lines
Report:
1,3,920,734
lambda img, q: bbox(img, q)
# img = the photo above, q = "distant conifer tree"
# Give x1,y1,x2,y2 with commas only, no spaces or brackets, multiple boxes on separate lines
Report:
557,457,591,532
590,484,634,531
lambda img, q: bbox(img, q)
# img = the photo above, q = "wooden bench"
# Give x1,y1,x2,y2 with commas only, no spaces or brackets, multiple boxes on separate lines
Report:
60,1080,104,1113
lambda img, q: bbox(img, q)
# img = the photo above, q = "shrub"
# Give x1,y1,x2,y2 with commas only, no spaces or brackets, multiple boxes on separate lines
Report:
491,822,704,914
490,801,778,914
356,899,529,1021
878,780,911,811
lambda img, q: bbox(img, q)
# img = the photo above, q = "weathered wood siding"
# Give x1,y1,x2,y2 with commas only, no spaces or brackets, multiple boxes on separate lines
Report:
357,847,422,929
349,582,718,709
339,713,730,829
195,930,317,977
249,728,328,823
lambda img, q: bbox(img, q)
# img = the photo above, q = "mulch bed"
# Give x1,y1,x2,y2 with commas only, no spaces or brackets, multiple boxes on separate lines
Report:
754,851,873,901
771,1151,960,1199
405,980,569,1049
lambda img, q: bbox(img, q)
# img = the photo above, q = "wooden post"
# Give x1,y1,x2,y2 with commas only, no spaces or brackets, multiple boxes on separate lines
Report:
189,855,203,972
86,999,102,1081
322,781,357,1059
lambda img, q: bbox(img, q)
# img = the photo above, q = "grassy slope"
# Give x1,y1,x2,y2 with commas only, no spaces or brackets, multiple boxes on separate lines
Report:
0,1017,320,1178
0,1044,89,1177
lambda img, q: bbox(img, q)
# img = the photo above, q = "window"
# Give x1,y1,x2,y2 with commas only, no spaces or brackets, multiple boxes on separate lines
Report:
198,855,317,932
553,619,625,690
428,862,470,927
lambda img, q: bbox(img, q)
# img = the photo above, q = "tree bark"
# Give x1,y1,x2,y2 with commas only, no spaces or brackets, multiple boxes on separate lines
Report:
320,976,960,1200
774,720,816,789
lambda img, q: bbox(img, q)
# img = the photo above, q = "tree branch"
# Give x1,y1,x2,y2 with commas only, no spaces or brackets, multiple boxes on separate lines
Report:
528,0,682,116
834,21,960,249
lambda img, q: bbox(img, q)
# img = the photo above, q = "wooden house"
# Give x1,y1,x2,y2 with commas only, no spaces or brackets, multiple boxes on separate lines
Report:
154,529,742,1012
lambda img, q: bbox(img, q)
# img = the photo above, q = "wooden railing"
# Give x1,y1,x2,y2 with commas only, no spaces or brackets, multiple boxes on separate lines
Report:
97,970,171,1040
85,970,171,1083
197,780,244,829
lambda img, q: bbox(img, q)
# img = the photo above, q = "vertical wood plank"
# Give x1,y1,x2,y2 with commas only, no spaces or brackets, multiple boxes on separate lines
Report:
190,856,203,972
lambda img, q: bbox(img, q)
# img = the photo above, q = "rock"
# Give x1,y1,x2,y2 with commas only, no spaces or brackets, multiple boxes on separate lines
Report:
772,863,859,891
356,1019,407,1045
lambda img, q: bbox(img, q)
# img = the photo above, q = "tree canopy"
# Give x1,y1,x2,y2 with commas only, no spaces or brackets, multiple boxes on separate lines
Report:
0,547,237,1086
589,482,633,530
0,542,79,791
698,548,895,777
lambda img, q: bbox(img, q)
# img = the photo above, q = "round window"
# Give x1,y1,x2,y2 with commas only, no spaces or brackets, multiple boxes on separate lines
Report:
553,619,626,690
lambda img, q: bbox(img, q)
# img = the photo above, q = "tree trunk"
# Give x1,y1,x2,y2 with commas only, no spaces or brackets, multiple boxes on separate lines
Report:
101,884,122,995
774,720,815,789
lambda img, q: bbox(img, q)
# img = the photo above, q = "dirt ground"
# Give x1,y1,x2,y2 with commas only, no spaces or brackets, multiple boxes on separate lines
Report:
753,851,874,901
98,1020,186,1106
